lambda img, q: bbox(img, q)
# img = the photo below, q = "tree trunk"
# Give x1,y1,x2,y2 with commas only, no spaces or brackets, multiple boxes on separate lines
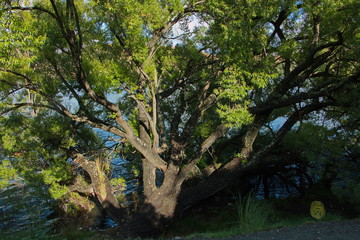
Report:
127,163,184,236
177,114,270,214
126,114,270,236
71,153,127,222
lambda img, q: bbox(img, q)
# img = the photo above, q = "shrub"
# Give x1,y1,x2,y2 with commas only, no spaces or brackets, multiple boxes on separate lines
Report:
236,194,271,233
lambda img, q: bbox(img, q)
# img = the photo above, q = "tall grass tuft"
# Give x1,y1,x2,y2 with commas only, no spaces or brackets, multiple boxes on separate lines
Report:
236,194,271,233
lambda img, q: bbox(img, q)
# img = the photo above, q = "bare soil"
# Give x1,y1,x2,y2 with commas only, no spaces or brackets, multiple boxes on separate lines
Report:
216,219,360,240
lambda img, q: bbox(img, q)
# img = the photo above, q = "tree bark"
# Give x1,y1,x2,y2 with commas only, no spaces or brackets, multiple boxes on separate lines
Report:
70,153,127,222
127,163,184,236
126,114,271,235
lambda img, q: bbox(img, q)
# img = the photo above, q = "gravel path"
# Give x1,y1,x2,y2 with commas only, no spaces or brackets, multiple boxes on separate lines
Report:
216,219,360,240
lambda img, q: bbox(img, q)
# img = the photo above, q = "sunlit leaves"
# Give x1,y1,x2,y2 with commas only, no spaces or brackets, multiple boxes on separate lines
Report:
0,160,19,189
217,104,254,128
2,133,16,151
83,56,125,94
206,0,278,61
110,177,127,197
41,160,72,199
215,65,275,127
90,0,184,62
0,1,359,219
0,10,45,70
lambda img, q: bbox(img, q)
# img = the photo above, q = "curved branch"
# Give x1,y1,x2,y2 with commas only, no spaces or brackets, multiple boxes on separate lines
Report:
251,70,360,114
178,102,334,211
0,68,33,84
61,109,126,137
68,152,126,222
2,5,58,20
251,101,335,163
50,61,91,116
0,69,128,139
124,133,168,171
145,2,205,64
0,103,55,115
130,95,159,149
179,125,228,179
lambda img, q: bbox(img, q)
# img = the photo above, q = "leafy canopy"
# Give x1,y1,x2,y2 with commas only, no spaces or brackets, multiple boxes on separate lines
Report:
0,0,359,227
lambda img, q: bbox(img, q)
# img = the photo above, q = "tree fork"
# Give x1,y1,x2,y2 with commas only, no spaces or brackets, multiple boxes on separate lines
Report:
70,152,127,222
127,163,185,236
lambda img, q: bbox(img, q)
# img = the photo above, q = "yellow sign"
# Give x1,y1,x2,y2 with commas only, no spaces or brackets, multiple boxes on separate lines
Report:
310,201,326,220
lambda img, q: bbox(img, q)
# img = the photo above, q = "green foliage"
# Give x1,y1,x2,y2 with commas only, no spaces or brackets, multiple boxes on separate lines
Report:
217,104,253,128
236,195,271,233
168,196,346,238
110,177,127,201
0,0,359,235
281,123,346,176
0,159,20,189
0,227,117,240
332,180,360,212
91,0,184,63
41,161,72,200
0,9,46,70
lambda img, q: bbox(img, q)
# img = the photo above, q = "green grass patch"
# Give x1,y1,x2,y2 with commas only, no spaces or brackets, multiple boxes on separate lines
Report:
166,195,347,239
166,205,238,237
2,196,348,240
0,228,117,240
236,194,272,233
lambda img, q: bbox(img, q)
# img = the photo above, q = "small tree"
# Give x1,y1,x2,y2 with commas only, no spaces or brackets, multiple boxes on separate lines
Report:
1,0,359,236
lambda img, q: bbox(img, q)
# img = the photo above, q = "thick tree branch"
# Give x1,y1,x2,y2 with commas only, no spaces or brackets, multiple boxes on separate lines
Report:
2,5,58,20
68,152,127,221
0,103,54,115
251,70,360,114
145,3,204,64
268,10,287,45
179,125,228,179
151,81,159,151
158,77,186,100
269,10,290,73
129,95,159,149
168,86,187,162
250,101,335,164
179,102,334,210
50,61,91,116
181,90,217,141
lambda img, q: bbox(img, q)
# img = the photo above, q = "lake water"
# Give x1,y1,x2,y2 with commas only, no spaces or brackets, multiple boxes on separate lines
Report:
0,173,302,234
0,184,55,233
0,130,303,233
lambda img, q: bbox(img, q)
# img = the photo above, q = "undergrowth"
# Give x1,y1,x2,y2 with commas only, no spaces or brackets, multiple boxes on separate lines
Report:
0,227,117,240
167,195,347,239
3,195,349,240
236,194,272,233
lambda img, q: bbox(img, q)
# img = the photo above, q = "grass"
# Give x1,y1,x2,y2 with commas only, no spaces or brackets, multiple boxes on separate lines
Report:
166,195,347,239
0,226,118,240
236,194,272,233
2,196,350,240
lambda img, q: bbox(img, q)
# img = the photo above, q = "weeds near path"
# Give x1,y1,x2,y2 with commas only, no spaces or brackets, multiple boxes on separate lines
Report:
236,194,271,233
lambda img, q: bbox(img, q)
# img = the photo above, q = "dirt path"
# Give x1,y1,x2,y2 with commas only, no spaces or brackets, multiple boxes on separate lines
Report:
217,219,360,240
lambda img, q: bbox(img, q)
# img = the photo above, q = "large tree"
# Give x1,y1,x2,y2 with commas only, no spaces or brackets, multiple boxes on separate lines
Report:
0,0,359,236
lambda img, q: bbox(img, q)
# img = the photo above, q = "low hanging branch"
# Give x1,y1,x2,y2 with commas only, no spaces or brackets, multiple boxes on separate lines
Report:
68,151,127,222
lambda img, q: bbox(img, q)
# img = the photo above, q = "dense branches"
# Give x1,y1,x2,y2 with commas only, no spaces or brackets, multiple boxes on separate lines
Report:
0,0,359,236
